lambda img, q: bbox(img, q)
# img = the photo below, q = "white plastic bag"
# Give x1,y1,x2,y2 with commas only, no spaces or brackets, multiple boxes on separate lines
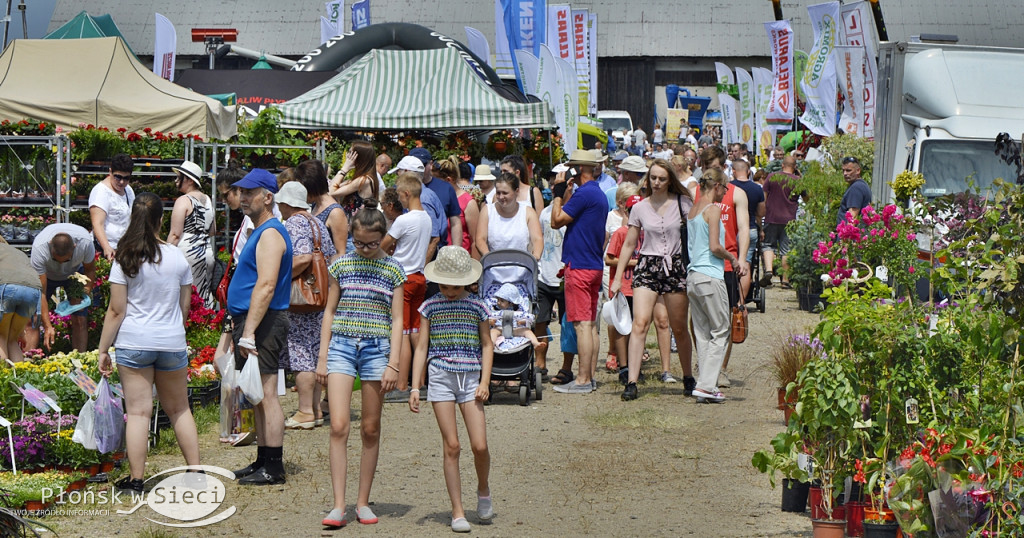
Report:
215,352,237,440
72,397,97,450
93,377,124,454
214,352,236,390
238,352,264,405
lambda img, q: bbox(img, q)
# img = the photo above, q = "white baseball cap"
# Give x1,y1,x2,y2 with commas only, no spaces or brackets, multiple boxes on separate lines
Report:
388,155,425,174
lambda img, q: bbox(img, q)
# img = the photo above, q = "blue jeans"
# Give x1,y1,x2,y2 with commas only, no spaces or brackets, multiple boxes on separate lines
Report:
0,284,40,318
327,334,389,380
116,349,188,372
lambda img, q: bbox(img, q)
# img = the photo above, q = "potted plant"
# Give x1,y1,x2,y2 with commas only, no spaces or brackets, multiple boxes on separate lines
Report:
784,212,827,310
769,333,824,419
752,429,812,513
792,353,866,536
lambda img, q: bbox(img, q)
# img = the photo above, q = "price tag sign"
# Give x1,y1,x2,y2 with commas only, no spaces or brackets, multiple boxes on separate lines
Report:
20,383,51,413
0,416,10,428
67,369,98,396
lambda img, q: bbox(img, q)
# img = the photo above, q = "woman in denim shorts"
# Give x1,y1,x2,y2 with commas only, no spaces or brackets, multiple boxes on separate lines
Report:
0,243,42,362
97,193,201,493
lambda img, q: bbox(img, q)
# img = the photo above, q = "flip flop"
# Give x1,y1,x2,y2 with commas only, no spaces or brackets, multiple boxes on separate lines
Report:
285,413,316,430
550,369,574,385
605,354,618,372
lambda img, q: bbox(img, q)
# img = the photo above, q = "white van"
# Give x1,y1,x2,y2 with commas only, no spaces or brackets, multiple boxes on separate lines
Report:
596,110,633,144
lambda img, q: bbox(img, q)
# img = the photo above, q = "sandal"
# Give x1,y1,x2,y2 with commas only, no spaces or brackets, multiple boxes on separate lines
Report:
550,369,574,385
539,367,550,383
642,350,652,363
285,412,316,430
605,354,618,372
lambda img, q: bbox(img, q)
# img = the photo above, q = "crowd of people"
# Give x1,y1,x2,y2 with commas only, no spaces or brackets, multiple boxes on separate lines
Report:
0,129,876,531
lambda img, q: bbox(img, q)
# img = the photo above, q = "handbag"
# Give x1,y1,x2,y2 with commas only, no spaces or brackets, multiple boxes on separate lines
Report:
216,231,242,307
289,212,330,313
676,194,690,269
731,278,749,344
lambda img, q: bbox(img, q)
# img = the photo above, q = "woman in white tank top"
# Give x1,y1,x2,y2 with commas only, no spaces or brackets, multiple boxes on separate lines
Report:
476,172,543,285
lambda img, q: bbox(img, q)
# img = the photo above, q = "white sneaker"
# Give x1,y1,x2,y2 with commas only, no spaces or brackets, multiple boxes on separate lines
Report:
717,370,731,388
477,494,494,521
661,372,678,383
693,388,726,403
451,517,471,532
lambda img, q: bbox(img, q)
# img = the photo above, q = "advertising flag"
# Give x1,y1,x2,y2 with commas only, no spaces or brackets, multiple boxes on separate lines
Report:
153,13,176,82
546,4,573,60
587,13,598,115
538,44,574,156
320,17,340,44
464,27,491,67
764,20,794,126
351,0,371,31
736,68,755,150
325,1,342,23
555,56,579,154
840,1,878,137
715,62,740,146
752,67,776,155
799,1,841,136
572,9,589,115
501,0,548,93
836,46,866,136
515,49,540,96
495,0,514,78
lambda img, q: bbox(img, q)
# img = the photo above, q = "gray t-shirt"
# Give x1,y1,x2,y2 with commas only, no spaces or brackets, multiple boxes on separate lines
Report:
30,223,95,281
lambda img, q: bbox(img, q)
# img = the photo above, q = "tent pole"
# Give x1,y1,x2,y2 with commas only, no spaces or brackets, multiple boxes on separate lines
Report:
3,0,11,46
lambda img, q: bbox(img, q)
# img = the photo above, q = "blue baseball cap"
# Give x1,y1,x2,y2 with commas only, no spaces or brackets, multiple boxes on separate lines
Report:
409,147,432,165
232,169,278,193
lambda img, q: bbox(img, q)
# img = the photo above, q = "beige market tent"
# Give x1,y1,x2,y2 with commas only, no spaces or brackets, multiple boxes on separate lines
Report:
0,37,236,139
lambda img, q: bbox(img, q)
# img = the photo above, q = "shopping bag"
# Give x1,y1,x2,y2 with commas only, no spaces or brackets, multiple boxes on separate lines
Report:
214,352,236,440
238,352,264,405
72,397,97,450
214,351,236,391
731,305,749,344
93,377,124,454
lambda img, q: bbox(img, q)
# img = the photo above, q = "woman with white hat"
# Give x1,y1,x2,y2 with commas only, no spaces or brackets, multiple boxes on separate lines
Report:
168,161,216,306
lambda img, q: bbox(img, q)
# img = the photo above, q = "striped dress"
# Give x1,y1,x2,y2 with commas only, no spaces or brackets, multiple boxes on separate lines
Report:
418,293,488,373
329,253,406,337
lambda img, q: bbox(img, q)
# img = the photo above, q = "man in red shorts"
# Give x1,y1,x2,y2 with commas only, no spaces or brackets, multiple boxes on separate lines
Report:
550,150,609,394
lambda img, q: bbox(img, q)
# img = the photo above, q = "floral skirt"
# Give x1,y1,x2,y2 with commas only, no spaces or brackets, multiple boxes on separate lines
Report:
286,310,322,372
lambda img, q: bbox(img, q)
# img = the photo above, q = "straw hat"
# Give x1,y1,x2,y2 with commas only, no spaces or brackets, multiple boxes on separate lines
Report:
424,246,482,286
172,161,204,187
566,149,604,166
618,155,649,174
274,181,310,210
473,164,496,182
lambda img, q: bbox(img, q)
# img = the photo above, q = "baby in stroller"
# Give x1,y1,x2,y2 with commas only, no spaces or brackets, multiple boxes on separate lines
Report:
488,283,543,352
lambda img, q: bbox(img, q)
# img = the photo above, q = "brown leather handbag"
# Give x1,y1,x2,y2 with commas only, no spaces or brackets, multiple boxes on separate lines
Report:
289,213,330,313
731,279,748,344
215,231,242,307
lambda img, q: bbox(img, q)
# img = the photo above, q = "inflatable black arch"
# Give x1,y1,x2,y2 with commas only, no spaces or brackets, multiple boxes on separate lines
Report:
291,23,530,103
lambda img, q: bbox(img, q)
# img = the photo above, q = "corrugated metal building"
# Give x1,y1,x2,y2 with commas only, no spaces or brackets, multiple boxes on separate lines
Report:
48,1,1024,132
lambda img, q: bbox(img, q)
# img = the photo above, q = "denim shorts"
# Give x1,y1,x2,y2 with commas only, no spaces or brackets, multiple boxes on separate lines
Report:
116,348,188,372
0,284,41,318
327,334,390,380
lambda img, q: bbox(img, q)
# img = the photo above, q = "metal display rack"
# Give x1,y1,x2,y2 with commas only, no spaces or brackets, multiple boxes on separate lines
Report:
0,134,72,246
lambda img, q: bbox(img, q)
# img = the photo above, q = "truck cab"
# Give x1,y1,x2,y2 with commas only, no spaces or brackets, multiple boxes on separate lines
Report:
873,41,1024,204
596,110,633,145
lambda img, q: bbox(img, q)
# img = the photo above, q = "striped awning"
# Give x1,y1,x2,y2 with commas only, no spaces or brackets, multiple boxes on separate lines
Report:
275,48,554,131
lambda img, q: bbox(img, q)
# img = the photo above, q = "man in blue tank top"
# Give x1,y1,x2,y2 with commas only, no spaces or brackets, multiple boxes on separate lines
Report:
227,169,293,486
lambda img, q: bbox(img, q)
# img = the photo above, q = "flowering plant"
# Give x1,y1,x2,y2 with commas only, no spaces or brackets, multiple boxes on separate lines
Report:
769,333,825,389
813,204,925,292
889,170,925,202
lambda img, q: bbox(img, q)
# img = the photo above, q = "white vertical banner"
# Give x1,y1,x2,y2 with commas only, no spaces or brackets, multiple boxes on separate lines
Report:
836,46,866,136
840,1,878,138
799,1,841,136
587,13,598,115
537,44,573,158
555,56,579,155
153,13,176,82
752,67,776,154
571,9,589,115
764,20,795,126
495,0,514,78
515,49,541,97
464,26,491,66
325,0,342,24
320,16,340,44
715,62,740,146
736,67,755,152
547,4,573,60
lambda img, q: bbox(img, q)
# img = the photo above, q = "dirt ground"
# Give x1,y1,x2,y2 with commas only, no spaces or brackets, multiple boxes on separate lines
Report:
43,286,822,537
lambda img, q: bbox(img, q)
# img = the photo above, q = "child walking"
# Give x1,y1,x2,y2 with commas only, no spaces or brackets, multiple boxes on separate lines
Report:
409,246,494,533
316,200,405,528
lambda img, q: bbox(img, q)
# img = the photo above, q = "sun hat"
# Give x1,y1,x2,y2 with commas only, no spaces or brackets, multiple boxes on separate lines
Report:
388,155,425,174
618,155,649,174
424,246,482,286
591,149,608,162
274,181,310,210
172,161,204,187
494,283,523,307
232,168,279,193
473,164,496,182
409,147,433,165
566,149,604,166
612,150,629,162
602,292,633,335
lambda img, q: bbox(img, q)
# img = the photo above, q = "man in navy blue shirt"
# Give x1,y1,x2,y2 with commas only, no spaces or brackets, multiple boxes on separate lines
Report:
550,149,608,394
409,147,462,249
838,156,871,225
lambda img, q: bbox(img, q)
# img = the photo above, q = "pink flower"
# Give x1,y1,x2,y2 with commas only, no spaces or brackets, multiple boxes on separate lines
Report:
909,266,915,274
907,233,916,241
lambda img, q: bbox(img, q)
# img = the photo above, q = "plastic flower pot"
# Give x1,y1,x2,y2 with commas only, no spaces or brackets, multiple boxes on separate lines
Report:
862,520,900,538
811,518,847,538
846,500,868,536
781,478,810,512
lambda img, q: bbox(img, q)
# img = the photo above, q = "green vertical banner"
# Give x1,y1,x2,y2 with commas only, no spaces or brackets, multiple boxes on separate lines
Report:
793,50,809,102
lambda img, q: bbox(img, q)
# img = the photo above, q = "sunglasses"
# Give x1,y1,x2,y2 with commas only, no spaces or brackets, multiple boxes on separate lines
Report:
792,152,805,157
352,239,381,250
842,157,860,165
112,173,132,182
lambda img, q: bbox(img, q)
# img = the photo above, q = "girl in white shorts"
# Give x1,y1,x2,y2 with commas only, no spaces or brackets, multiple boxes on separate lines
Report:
410,246,494,533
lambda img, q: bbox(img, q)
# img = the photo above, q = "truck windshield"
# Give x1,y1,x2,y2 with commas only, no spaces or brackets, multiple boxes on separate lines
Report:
919,139,1019,198
600,118,632,132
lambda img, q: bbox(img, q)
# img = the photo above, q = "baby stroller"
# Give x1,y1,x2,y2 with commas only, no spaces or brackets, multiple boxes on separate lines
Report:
479,249,542,406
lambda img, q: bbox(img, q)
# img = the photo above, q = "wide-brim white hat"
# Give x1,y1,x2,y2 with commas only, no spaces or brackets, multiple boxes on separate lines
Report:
602,292,633,335
424,246,482,286
172,161,204,186
566,149,604,166
473,164,496,181
618,156,649,174
274,181,311,210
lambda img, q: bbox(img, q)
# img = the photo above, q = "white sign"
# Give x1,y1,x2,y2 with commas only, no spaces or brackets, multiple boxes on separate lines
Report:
799,1,841,136
153,13,176,82
840,1,878,138
764,19,795,126
836,46,866,136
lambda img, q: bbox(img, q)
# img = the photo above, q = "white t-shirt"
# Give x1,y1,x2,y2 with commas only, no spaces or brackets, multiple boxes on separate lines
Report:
88,182,135,249
387,209,432,275
653,128,665,144
605,209,625,238
109,244,193,352
538,205,564,287
633,128,647,147
30,223,95,280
